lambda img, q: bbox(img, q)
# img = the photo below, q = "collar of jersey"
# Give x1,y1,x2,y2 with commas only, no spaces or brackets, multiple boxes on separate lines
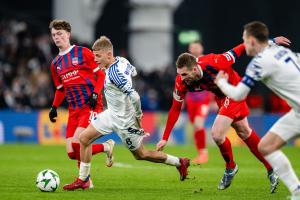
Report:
108,56,120,69
59,45,75,56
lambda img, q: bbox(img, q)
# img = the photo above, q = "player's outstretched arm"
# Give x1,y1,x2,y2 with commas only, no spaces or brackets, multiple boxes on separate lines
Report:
208,43,245,69
156,99,183,151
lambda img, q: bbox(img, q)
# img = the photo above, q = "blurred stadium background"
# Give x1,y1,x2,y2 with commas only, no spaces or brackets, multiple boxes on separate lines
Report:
1,1,300,199
0,0,300,145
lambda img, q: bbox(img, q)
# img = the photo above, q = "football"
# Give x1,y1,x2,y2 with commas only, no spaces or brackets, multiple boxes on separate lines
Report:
36,169,60,192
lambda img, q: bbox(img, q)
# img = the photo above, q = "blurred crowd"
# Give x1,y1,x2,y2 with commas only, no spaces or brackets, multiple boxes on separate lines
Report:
0,19,290,113
0,19,54,111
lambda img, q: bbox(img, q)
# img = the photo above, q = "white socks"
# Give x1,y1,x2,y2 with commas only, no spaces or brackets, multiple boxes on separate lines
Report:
165,155,181,167
79,162,91,181
265,150,300,193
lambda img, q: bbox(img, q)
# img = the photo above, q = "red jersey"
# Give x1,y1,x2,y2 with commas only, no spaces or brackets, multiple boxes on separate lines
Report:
173,44,245,101
162,43,245,141
50,45,104,110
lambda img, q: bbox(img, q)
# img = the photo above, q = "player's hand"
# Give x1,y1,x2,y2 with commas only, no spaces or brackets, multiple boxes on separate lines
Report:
49,106,57,123
89,92,98,110
156,140,167,151
214,70,228,85
274,36,291,47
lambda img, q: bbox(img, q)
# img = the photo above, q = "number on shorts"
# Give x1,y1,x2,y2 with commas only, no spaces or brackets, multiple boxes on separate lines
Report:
125,138,132,146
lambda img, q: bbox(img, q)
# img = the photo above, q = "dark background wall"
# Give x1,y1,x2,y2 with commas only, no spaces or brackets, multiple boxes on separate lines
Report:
174,0,300,106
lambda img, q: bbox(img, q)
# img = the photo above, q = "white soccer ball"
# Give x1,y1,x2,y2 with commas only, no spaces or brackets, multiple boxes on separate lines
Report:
36,169,60,192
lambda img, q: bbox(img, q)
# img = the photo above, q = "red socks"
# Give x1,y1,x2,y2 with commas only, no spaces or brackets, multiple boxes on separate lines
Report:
92,144,104,155
70,142,105,161
194,129,206,150
218,137,236,169
243,130,272,171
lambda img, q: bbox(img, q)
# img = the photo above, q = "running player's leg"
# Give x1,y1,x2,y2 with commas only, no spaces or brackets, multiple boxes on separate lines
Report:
232,117,272,171
232,117,278,193
63,110,113,191
212,114,239,190
118,124,190,181
77,107,106,157
212,115,235,169
192,104,209,164
132,143,190,181
186,99,208,164
258,110,300,197
65,110,79,162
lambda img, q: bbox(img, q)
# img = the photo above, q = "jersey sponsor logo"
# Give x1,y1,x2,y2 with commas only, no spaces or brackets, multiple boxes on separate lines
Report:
60,70,79,81
72,57,79,65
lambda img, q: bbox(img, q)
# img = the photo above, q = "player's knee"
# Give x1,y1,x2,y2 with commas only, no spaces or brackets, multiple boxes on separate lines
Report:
211,129,225,144
79,134,89,147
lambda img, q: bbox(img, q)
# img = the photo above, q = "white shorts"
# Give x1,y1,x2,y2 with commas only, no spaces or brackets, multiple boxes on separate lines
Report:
91,110,144,151
269,109,300,141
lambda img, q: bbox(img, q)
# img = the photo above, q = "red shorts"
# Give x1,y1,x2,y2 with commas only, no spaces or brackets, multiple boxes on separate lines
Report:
215,96,250,122
66,104,103,139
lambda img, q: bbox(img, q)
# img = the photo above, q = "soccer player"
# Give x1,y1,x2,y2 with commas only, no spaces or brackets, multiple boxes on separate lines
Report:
186,41,212,164
63,36,190,191
156,36,289,192
215,21,300,200
48,20,115,188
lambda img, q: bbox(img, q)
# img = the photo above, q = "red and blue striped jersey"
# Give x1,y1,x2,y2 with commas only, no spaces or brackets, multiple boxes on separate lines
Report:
50,45,103,110
173,44,245,101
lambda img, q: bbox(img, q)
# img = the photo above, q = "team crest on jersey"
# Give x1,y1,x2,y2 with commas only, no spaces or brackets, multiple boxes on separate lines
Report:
72,57,78,65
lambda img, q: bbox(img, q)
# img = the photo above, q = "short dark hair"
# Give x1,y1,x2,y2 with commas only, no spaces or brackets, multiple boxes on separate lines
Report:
176,53,197,69
49,19,71,32
244,21,269,43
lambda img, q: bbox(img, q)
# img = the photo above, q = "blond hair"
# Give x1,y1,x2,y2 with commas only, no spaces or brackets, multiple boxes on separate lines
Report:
92,36,113,51
49,19,71,32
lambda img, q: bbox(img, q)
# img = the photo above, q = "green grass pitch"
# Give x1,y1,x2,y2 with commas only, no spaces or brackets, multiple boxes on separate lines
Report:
0,144,299,200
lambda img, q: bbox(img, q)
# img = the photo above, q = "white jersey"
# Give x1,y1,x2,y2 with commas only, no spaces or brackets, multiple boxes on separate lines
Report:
242,44,300,112
104,56,138,128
